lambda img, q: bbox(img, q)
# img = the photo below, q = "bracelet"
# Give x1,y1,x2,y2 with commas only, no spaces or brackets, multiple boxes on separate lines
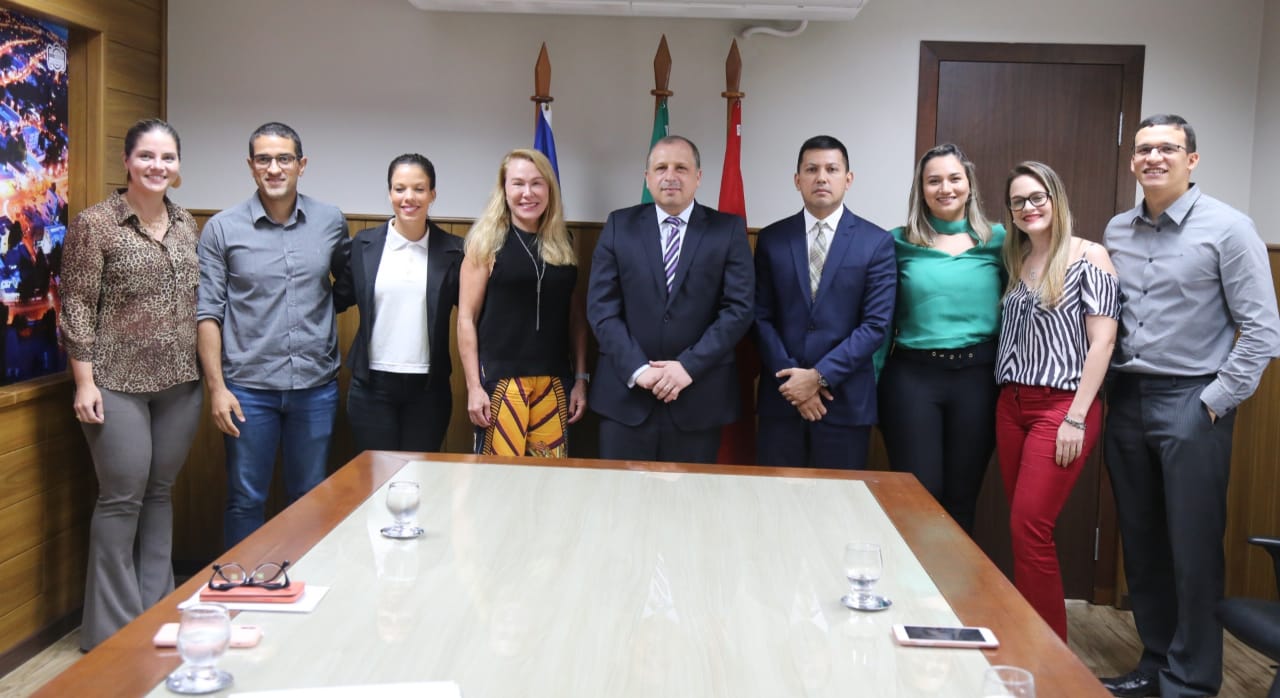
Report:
1062,416,1086,431
575,373,591,383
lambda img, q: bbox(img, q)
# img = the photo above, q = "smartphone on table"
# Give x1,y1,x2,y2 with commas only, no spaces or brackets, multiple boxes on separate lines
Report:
892,624,998,649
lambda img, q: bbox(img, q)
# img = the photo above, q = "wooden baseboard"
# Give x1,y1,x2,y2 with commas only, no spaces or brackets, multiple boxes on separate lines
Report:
0,610,81,679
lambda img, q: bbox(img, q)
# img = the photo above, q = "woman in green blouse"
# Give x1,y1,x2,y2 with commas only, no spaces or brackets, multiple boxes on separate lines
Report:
876,143,1005,533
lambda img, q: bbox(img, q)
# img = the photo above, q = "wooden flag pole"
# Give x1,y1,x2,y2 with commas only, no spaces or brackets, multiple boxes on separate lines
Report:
532,42,553,125
652,34,672,116
722,38,744,119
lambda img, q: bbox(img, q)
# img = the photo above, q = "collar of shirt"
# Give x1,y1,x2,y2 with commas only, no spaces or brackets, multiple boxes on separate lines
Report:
107,188,180,229
248,190,307,227
386,219,430,251
1134,183,1202,228
654,201,695,231
802,207,843,239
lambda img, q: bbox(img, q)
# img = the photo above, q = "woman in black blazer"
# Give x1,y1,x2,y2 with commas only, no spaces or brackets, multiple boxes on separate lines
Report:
335,153,463,452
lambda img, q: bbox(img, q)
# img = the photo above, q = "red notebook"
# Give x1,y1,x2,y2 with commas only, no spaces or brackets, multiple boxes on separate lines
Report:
199,581,306,604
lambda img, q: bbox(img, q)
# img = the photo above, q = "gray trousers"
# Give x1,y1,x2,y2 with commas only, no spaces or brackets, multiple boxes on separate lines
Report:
80,380,202,651
1104,373,1234,698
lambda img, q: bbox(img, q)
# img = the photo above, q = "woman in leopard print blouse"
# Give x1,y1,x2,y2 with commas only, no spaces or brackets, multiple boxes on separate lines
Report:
60,119,202,651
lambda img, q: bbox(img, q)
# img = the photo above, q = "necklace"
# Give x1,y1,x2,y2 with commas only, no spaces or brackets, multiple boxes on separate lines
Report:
511,226,546,331
135,209,169,240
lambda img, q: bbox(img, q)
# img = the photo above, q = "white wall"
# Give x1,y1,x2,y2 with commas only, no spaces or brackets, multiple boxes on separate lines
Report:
1251,0,1280,234
168,0,1269,239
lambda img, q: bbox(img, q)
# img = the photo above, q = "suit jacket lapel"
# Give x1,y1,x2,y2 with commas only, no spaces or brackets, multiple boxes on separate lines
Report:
814,207,856,304
667,203,706,306
360,224,389,324
786,212,812,309
636,206,666,301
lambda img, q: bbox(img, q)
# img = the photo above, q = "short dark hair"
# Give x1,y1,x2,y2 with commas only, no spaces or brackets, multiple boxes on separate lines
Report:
124,118,181,159
796,135,849,172
1137,113,1196,153
248,122,303,157
649,135,701,169
387,153,436,190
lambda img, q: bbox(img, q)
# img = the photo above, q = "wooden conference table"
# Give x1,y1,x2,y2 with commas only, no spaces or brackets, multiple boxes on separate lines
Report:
36,453,1107,697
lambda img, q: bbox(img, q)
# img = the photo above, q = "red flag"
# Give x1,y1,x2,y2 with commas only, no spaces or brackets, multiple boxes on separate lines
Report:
717,101,745,217
716,99,758,465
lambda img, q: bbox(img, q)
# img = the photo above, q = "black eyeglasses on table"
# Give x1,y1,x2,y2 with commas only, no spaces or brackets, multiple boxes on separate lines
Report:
209,560,292,591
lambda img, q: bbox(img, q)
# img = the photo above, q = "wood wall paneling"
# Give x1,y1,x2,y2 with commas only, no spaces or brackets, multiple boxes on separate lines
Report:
1223,254,1280,600
0,0,166,661
104,1,162,55
105,93,160,141
105,40,161,99
103,137,125,188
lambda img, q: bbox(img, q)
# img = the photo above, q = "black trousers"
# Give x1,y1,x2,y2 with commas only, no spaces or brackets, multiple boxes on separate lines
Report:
347,370,451,454
877,352,998,533
598,407,720,464
1105,373,1233,698
757,417,870,470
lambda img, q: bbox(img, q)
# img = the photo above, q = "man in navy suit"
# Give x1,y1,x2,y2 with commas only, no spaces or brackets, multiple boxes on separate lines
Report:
587,135,754,463
754,135,896,469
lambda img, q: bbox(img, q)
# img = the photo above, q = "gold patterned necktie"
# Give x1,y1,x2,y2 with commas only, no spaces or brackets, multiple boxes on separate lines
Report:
809,220,828,300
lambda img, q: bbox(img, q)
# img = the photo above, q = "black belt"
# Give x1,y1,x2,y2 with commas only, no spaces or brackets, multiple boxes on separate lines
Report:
891,340,997,369
1110,372,1215,388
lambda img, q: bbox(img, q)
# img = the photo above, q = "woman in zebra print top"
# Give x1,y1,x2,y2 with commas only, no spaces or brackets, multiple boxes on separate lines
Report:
993,161,1120,641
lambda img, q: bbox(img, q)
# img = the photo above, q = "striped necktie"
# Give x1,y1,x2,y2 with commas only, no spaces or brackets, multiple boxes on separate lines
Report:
663,215,683,293
809,220,828,300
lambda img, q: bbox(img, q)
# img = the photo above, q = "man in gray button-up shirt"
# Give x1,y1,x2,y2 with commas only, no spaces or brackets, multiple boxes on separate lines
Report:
1100,114,1280,698
196,122,351,549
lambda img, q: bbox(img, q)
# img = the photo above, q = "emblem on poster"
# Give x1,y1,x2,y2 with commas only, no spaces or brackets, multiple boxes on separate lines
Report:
46,44,66,72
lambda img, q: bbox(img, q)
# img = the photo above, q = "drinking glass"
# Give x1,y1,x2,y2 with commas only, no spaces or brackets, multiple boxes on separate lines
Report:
841,542,890,611
980,665,1035,697
165,603,233,694
381,481,424,539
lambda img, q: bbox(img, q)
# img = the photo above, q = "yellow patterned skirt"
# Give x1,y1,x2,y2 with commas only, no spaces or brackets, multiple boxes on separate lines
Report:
480,376,569,458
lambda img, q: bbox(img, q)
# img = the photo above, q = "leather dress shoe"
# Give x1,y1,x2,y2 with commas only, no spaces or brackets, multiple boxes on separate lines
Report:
1100,670,1160,697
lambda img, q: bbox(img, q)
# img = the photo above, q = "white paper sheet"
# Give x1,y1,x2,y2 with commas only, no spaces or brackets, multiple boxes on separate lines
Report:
229,682,462,698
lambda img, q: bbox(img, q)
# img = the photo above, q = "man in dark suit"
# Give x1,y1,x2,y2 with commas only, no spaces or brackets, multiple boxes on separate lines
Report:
753,135,896,469
587,135,754,463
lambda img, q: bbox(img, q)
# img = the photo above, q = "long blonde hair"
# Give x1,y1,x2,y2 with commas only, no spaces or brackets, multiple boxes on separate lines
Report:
903,143,994,247
465,149,574,267
1002,161,1074,307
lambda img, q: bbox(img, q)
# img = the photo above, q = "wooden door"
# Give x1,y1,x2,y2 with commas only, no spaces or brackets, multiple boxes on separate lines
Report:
916,42,1145,604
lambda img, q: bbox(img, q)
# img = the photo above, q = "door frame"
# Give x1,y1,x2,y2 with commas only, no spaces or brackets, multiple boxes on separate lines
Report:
916,41,1145,605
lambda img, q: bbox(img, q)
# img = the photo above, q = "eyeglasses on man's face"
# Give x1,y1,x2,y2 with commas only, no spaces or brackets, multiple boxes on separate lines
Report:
208,560,291,591
1133,143,1186,158
1009,191,1051,212
251,153,299,170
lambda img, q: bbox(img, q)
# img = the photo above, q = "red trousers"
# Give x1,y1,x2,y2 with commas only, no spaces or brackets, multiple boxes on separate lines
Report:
995,383,1101,641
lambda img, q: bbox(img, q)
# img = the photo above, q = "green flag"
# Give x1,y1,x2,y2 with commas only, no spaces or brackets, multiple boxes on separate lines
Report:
640,98,670,203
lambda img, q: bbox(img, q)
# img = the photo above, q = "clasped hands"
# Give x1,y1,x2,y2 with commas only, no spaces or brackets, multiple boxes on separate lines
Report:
636,360,691,403
777,367,833,422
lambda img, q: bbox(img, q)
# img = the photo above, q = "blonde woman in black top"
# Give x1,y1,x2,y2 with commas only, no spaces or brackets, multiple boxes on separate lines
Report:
457,149,587,457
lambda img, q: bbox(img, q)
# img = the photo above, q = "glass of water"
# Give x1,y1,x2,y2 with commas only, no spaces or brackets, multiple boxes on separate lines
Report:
841,542,891,611
165,603,233,694
980,665,1035,697
381,480,424,539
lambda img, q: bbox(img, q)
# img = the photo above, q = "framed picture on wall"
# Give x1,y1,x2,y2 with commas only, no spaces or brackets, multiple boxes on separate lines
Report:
0,8,68,385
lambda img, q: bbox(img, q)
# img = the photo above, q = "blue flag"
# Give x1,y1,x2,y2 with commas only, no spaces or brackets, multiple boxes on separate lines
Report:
534,102,559,179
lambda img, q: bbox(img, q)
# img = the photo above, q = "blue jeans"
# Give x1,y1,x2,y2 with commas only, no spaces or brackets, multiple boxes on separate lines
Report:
223,379,339,549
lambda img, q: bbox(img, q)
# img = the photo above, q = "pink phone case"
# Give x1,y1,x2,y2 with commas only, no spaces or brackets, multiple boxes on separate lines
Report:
152,623,263,648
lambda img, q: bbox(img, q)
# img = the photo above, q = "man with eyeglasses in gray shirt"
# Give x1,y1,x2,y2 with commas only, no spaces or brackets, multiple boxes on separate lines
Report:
1100,113,1280,698
197,122,350,549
